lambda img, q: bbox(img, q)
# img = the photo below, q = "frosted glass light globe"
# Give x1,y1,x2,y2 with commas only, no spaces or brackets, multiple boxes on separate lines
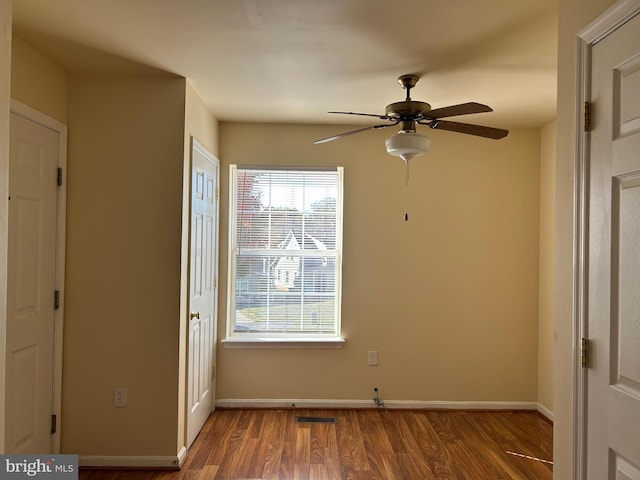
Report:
385,132,431,161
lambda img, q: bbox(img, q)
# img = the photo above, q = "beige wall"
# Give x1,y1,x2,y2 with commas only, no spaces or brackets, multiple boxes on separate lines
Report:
538,120,556,416
62,74,186,456
217,122,541,403
177,82,219,452
10,36,67,123
0,0,12,453
185,83,218,158
555,0,617,478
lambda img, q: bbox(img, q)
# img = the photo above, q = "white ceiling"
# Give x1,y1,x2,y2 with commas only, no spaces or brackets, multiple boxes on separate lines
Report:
12,0,558,129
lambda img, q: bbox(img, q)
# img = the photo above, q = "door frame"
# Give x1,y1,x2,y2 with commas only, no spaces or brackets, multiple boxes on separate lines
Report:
574,1,640,478
9,99,67,453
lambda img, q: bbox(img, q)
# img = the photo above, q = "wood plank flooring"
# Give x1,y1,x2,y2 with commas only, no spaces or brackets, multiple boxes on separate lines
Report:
79,408,553,480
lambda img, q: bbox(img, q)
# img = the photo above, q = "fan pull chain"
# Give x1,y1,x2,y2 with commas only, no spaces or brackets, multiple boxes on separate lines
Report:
404,159,410,221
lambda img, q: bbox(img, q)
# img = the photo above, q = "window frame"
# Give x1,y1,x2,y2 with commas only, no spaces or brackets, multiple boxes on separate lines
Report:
223,165,345,348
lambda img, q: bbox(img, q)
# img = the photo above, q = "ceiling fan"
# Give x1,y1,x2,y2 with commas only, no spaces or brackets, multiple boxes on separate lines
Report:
314,74,509,222
314,74,509,161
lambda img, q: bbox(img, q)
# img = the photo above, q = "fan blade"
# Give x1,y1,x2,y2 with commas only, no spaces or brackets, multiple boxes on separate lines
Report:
313,122,399,144
328,111,390,120
423,102,493,119
423,120,508,139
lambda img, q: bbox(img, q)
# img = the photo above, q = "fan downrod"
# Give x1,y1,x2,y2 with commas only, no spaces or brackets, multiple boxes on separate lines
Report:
386,74,431,119
398,74,420,102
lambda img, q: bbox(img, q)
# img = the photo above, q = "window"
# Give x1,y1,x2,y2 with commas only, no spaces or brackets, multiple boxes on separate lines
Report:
226,165,343,343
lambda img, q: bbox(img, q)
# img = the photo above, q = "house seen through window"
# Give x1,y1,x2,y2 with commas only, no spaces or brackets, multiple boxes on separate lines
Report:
227,165,343,339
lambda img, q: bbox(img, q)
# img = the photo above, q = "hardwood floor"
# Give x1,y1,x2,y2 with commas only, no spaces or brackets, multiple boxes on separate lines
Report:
79,408,553,480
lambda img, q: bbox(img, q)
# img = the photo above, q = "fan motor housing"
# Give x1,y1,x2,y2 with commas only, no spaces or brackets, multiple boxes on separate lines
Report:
385,100,432,119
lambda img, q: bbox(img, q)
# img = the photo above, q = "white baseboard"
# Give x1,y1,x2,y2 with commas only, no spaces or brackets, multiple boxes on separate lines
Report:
216,398,540,411
177,446,188,467
79,455,181,469
217,398,371,409
536,403,554,422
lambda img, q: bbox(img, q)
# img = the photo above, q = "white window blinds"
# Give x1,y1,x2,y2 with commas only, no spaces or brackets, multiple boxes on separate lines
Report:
228,165,343,338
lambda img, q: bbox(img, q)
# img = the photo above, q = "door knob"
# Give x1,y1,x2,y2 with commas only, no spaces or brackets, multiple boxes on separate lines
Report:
190,311,200,320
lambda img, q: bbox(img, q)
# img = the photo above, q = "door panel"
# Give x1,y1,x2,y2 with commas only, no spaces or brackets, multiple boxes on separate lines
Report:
186,140,219,448
588,11,640,478
7,113,58,454
612,177,640,396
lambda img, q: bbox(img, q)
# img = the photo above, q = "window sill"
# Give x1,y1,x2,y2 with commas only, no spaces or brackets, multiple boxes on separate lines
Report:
221,337,346,349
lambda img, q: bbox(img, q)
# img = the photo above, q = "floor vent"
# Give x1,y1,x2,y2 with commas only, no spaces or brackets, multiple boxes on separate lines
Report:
296,416,337,424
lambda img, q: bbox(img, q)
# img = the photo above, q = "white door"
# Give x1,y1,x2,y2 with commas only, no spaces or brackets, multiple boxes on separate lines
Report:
587,11,640,478
6,112,59,454
186,139,219,448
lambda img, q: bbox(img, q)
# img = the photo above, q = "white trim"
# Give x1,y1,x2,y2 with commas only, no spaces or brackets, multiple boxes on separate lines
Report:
221,337,345,349
0,2,12,453
537,403,554,422
580,0,640,43
9,99,67,454
574,3,640,479
177,446,188,467
216,398,540,411
79,455,181,469
218,399,373,409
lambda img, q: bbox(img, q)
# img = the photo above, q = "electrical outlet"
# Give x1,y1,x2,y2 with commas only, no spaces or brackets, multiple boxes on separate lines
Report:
368,350,378,366
114,387,128,407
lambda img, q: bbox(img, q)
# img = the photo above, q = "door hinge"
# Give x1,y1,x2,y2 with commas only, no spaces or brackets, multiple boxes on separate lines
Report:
57,167,63,186
54,290,60,310
584,101,591,132
580,337,589,368
215,187,219,200
214,276,217,289
51,414,57,434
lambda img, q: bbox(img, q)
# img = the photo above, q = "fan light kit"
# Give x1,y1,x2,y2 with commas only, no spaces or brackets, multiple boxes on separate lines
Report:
385,131,431,161
314,74,509,221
